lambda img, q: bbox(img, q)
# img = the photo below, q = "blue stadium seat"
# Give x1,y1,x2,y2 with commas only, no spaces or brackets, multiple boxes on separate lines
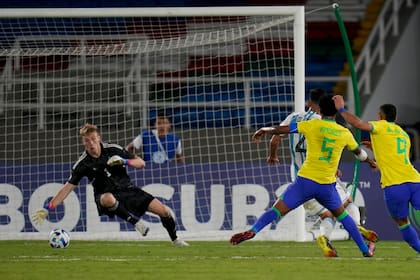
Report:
251,82,294,102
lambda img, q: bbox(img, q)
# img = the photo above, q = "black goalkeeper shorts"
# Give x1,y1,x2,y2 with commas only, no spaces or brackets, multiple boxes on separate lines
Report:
95,186,155,218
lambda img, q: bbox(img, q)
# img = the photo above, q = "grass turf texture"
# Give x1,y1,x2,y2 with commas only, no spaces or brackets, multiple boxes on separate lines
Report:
0,240,418,280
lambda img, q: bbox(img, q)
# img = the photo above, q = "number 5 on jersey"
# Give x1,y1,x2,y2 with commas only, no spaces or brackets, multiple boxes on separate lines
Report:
319,137,335,163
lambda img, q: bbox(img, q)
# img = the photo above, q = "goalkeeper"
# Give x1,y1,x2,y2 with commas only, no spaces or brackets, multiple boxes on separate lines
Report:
31,123,189,247
267,88,378,257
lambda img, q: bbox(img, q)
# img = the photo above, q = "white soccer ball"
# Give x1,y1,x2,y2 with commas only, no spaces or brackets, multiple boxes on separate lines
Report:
48,228,70,249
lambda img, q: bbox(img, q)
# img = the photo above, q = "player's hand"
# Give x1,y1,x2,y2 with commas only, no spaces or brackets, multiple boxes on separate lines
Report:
332,95,345,110
335,169,343,178
252,129,265,143
107,155,128,166
253,127,276,143
365,157,378,171
31,208,49,225
361,140,372,150
267,156,280,165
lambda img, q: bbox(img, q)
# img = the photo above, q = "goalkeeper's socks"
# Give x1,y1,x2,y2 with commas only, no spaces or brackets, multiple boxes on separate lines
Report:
108,200,138,225
250,207,281,233
161,215,178,241
400,223,420,253
337,211,368,253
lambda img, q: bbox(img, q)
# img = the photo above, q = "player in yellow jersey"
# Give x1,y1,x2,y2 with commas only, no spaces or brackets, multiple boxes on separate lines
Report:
268,88,378,257
333,95,420,255
230,94,377,257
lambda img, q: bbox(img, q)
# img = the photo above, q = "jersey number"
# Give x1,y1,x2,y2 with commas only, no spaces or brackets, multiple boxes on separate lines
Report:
397,137,409,164
318,137,336,163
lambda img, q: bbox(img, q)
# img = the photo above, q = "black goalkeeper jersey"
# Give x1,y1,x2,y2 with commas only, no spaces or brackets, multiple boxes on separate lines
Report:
67,143,136,196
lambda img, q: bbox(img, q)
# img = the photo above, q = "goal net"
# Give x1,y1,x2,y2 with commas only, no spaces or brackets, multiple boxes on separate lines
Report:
0,7,310,241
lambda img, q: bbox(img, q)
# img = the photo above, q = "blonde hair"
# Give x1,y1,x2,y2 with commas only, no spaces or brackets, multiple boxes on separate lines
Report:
79,123,98,136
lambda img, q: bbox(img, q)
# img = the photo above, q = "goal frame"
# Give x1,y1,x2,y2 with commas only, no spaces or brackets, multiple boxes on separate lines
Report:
0,6,307,241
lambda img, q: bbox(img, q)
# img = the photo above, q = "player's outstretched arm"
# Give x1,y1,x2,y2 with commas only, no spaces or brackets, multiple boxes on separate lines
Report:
252,125,290,144
267,135,281,164
31,182,76,225
107,155,145,168
332,95,372,132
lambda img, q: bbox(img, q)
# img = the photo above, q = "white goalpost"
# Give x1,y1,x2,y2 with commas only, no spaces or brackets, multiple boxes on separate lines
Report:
0,6,310,241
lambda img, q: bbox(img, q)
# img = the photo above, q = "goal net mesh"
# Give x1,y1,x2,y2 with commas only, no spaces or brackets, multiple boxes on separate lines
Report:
0,8,309,240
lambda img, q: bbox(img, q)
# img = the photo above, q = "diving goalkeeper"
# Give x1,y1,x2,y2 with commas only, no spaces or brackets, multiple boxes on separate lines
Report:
31,123,189,246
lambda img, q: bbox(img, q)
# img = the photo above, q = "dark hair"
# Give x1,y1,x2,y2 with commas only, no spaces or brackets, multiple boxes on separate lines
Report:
379,104,397,122
309,88,327,104
156,111,168,119
319,94,337,117
149,110,171,127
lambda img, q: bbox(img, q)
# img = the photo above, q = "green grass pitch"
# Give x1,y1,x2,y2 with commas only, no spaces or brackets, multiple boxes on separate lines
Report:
0,240,418,280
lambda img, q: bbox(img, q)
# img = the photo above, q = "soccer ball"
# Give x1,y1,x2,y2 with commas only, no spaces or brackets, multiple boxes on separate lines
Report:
48,228,70,249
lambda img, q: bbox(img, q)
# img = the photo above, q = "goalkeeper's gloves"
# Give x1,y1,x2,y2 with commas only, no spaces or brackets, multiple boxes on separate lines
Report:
31,202,54,225
107,155,130,166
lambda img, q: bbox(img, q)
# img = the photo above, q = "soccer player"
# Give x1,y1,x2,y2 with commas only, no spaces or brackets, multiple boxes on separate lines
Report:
32,123,189,246
230,94,376,257
268,88,378,257
126,112,184,164
333,95,420,254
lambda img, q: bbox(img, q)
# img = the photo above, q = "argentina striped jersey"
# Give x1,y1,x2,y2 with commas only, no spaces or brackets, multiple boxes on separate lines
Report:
280,109,321,181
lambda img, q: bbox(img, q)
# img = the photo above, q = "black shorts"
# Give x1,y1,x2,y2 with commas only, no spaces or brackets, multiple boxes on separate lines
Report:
95,187,155,218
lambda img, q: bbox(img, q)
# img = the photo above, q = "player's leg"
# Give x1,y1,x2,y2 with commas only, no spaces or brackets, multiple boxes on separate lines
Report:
230,199,289,245
317,210,338,257
344,200,379,242
147,198,189,246
331,205,374,257
230,176,310,245
317,185,373,257
394,216,420,253
117,188,154,236
336,180,379,242
99,192,140,226
318,211,336,239
385,183,420,253
305,199,336,239
304,199,337,257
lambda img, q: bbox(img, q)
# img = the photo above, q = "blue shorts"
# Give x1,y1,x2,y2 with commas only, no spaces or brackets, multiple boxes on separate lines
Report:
383,182,420,219
281,176,343,212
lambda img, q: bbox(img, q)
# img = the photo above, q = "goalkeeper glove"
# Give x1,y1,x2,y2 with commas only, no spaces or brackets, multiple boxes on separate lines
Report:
31,202,54,225
107,155,129,166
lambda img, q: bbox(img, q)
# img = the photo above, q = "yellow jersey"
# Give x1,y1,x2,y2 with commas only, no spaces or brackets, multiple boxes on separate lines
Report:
369,120,420,187
296,119,359,184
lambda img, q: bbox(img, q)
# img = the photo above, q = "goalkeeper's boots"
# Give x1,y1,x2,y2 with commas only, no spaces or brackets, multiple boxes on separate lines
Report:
316,235,338,257
173,238,190,247
135,221,149,237
357,225,379,243
363,241,376,257
230,230,256,245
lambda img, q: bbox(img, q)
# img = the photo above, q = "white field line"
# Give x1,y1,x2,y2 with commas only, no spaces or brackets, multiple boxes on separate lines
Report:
9,254,420,262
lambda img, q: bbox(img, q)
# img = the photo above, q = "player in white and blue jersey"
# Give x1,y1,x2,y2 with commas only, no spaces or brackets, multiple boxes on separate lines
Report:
267,88,378,257
231,94,377,257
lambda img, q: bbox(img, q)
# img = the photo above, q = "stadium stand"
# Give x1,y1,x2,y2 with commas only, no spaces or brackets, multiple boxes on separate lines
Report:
0,0,372,130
